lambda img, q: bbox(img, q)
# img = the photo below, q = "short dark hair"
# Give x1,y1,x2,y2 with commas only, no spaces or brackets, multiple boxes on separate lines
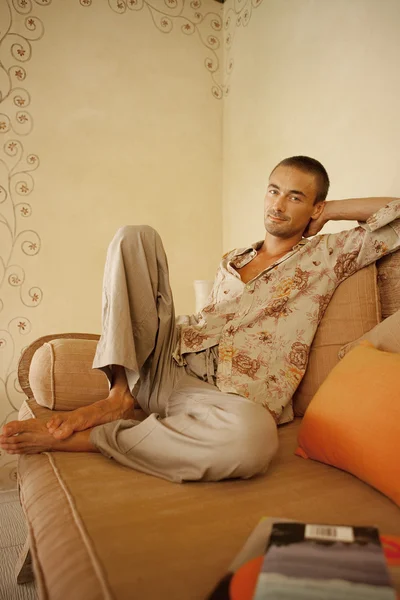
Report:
271,156,330,204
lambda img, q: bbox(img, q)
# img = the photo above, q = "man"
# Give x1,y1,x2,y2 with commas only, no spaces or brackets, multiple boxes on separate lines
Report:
1,156,399,483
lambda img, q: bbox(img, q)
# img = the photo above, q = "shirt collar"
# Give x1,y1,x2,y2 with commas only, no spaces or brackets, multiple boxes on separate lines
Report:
232,237,309,259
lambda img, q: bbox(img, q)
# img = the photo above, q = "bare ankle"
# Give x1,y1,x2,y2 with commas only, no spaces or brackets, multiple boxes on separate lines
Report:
111,365,130,393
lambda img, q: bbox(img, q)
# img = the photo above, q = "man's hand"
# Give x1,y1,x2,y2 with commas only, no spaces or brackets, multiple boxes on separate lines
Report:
303,197,399,238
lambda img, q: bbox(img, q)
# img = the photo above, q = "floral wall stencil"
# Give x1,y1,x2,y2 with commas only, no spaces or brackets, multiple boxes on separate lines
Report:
0,0,264,489
0,0,48,489
222,0,263,95
80,0,226,98
78,0,264,99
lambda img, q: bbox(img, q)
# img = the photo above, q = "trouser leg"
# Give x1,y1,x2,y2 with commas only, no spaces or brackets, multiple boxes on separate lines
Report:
90,225,279,482
92,225,183,417
90,375,279,483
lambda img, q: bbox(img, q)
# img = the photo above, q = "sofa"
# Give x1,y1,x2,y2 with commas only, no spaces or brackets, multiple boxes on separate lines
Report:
15,252,400,599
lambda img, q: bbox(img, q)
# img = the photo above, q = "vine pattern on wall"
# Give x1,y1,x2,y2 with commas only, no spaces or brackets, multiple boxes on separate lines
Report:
223,0,263,94
0,0,264,486
79,0,264,98
0,0,48,486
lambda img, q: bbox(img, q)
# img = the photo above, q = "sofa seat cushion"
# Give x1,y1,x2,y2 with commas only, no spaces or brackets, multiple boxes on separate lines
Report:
18,404,400,600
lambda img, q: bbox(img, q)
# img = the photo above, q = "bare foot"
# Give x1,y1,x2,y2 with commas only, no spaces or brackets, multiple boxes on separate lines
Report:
46,388,135,440
1,419,56,454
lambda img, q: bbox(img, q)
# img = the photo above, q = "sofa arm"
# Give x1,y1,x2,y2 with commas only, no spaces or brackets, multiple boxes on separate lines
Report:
18,333,109,411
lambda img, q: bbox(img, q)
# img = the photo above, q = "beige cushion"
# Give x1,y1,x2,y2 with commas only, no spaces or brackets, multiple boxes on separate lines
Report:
377,250,400,319
293,264,380,417
339,309,400,358
29,338,109,410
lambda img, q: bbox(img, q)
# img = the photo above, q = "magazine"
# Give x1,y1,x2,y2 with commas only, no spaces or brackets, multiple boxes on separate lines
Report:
208,518,400,600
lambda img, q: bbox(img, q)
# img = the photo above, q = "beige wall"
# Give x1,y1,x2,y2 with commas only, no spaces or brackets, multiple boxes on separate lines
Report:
223,0,400,250
0,0,223,487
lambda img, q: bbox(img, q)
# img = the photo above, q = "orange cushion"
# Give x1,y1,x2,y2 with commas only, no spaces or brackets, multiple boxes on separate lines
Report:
295,342,400,506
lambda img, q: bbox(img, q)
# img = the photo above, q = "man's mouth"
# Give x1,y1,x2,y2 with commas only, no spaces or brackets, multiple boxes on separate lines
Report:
268,213,288,222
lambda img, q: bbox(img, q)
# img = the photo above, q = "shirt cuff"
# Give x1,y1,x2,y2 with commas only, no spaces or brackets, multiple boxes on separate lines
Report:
362,199,400,232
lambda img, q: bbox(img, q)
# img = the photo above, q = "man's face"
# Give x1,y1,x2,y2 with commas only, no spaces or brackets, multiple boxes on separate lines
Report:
264,165,323,239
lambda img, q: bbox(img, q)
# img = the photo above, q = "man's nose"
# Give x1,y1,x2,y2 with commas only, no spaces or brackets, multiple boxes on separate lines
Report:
273,194,286,212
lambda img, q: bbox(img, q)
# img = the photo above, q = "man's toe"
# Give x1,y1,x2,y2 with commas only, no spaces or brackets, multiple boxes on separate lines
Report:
2,421,25,437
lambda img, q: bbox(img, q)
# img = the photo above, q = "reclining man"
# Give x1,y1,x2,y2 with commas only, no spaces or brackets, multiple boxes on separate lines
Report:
1,156,400,482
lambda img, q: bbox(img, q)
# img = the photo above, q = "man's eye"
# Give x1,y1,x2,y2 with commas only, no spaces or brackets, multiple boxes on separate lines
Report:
269,190,277,195
291,196,301,202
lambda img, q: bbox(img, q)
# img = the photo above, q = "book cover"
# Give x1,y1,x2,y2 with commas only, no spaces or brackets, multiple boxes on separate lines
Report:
253,522,395,599
208,518,400,600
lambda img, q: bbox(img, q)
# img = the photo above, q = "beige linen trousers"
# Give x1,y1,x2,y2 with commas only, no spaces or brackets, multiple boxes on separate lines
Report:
91,226,278,483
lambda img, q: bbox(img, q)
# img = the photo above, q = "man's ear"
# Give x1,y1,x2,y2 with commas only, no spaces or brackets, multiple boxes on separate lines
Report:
310,201,325,221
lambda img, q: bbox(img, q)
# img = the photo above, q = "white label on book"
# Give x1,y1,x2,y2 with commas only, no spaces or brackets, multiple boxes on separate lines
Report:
304,524,355,543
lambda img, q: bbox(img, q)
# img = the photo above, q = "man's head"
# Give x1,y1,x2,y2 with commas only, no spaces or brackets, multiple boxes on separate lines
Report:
264,156,330,239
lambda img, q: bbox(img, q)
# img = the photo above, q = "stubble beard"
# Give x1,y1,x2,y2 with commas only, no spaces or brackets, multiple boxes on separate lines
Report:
264,217,306,240
264,218,292,239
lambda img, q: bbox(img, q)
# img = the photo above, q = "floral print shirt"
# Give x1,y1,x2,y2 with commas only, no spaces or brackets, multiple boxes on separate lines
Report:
173,201,400,424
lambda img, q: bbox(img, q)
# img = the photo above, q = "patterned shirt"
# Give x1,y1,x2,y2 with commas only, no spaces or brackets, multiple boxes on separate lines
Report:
173,201,400,424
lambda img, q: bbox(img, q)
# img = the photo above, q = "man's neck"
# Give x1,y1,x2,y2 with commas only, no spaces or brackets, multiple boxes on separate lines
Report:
260,232,303,259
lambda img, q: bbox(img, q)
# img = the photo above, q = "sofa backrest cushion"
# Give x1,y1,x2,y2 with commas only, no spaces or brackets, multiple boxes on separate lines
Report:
29,338,109,410
293,263,380,417
377,250,400,319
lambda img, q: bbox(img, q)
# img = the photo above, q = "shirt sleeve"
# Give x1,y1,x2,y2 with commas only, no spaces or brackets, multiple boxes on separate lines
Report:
320,199,400,282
